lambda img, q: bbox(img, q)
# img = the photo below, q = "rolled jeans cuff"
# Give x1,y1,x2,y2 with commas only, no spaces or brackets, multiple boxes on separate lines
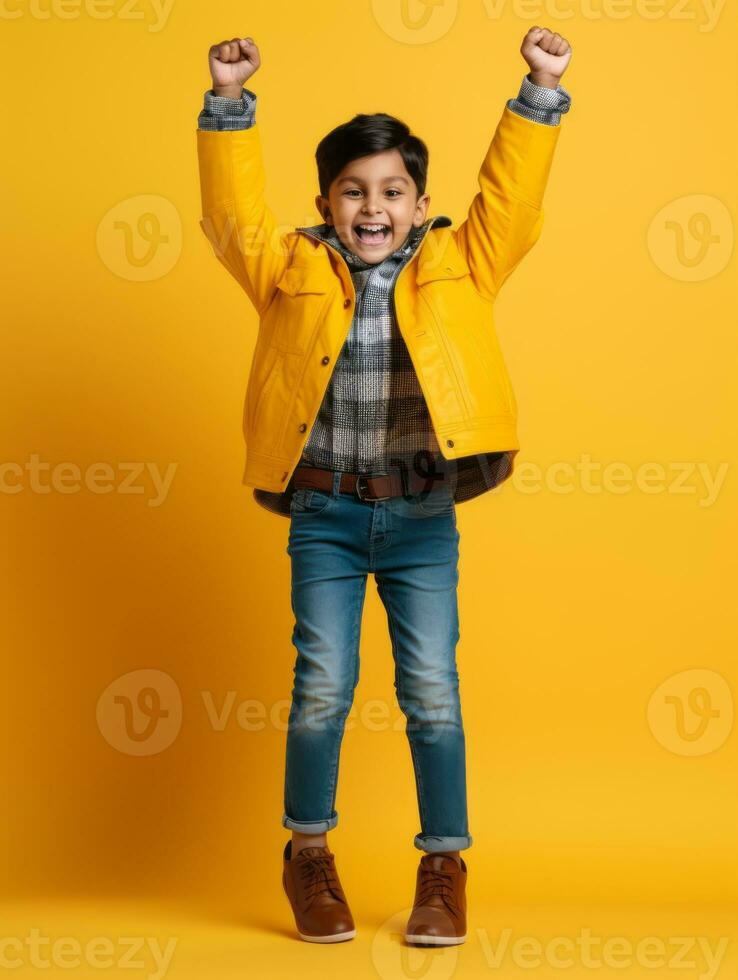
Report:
282,810,339,833
415,833,473,853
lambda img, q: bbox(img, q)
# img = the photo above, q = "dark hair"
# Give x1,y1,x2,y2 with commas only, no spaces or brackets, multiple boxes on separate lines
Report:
315,112,429,200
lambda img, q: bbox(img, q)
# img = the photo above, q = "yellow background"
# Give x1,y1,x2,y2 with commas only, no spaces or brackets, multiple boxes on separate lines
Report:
2,0,737,975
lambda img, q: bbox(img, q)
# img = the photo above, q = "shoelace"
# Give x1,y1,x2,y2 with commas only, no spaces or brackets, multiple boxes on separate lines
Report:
416,865,461,918
298,854,345,908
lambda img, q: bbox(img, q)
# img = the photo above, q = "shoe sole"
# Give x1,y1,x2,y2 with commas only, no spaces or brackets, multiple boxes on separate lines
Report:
298,929,356,943
405,933,466,946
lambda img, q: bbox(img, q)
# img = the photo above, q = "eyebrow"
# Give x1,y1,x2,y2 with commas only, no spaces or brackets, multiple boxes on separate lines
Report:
337,175,410,186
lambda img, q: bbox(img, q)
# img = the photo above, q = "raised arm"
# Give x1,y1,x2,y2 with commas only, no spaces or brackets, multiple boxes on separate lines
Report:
453,27,572,301
196,37,290,314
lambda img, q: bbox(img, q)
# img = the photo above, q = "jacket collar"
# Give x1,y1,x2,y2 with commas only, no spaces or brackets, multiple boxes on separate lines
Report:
295,215,452,270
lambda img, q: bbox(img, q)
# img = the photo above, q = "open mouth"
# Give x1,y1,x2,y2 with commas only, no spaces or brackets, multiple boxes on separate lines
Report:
353,223,392,246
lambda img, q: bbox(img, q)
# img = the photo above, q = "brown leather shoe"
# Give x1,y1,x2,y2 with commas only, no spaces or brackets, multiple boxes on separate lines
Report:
282,840,356,943
405,853,467,945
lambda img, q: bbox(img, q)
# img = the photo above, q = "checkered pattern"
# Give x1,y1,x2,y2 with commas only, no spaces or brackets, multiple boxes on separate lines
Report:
197,77,572,515
198,86,257,130
507,72,571,125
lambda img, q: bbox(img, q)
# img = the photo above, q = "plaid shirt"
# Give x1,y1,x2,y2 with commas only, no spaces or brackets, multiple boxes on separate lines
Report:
198,76,571,516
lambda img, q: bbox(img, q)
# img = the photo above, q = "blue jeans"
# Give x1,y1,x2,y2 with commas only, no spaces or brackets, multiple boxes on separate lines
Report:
282,470,473,853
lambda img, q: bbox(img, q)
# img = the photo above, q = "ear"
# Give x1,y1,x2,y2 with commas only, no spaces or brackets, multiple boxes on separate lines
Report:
315,194,332,224
413,192,431,228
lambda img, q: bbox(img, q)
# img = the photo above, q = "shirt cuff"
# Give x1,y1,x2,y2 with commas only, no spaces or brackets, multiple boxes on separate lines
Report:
506,73,571,126
198,87,257,131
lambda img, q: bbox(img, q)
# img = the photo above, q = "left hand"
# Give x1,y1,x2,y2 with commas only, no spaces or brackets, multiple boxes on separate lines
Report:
520,27,572,88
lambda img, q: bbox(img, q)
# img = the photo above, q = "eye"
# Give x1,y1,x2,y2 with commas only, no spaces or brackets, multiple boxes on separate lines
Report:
386,189,402,198
344,189,362,197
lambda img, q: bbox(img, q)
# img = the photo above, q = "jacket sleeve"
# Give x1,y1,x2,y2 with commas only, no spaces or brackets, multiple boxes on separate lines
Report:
453,76,570,301
196,88,291,314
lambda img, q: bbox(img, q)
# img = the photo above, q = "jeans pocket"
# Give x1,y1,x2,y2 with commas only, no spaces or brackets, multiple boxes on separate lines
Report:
290,486,334,517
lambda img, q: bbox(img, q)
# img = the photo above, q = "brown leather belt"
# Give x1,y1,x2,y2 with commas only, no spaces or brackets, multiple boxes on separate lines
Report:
291,464,450,501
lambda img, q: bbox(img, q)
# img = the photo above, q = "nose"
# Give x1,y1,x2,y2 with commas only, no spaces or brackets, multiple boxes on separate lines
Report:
361,196,385,216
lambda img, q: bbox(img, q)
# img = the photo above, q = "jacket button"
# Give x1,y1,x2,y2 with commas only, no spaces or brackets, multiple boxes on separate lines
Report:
321,355,330,365
446,439,454,447
343,298,351,308
299,423,307,432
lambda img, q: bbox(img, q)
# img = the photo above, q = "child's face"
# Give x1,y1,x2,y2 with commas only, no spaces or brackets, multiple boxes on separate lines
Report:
316,149,430,264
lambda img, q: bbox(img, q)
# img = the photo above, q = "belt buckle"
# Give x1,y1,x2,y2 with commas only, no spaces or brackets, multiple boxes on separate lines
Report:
355,474,390,501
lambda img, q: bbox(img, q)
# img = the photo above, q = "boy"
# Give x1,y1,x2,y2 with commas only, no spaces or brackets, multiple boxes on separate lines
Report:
197,27,571,946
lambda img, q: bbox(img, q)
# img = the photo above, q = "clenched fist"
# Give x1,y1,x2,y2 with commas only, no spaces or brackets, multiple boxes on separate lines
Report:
208,37,261,99
520,27,572,88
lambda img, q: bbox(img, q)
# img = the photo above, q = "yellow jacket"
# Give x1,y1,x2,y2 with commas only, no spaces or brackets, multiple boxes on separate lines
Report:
197,105,562,501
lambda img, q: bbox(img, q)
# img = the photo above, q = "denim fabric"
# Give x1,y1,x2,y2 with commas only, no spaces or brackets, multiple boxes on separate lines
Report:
282,471,473,853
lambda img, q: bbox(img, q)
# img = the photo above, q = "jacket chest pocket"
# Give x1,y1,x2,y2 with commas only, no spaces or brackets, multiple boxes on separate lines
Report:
267,264,335,354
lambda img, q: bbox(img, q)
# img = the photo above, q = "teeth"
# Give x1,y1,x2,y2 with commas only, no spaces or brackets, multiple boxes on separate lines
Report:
357,224,388,231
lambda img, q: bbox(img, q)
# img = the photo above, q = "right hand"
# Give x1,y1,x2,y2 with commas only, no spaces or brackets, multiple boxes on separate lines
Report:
208,37,261,96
